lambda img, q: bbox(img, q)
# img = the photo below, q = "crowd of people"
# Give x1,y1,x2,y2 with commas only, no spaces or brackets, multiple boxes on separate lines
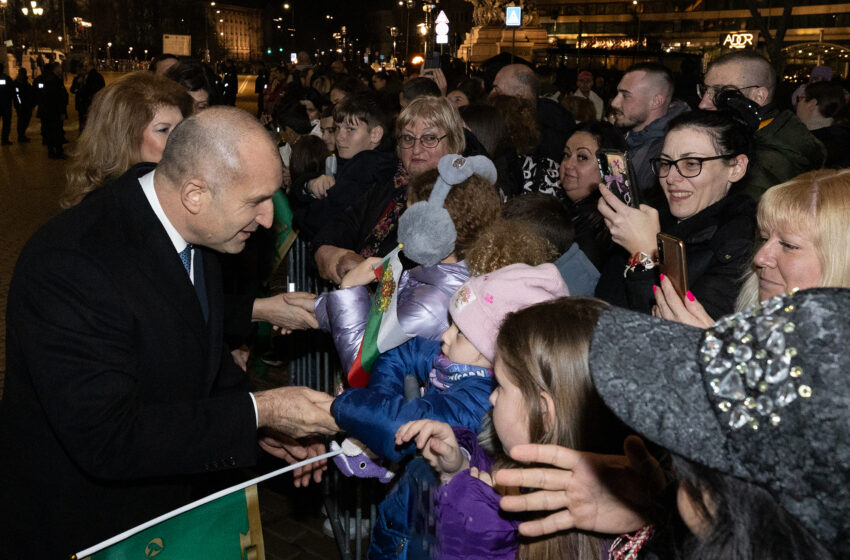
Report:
1,47,849,559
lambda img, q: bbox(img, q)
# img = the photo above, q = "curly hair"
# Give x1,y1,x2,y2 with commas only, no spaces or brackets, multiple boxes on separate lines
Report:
62,71,194,208
408,169,502,260
465,219,558,276
488,94,540,155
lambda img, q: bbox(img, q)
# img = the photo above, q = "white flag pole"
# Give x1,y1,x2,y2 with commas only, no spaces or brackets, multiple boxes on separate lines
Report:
72,449,342,559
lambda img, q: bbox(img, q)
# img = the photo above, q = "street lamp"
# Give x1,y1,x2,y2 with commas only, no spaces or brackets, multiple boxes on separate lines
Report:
21,2,44,56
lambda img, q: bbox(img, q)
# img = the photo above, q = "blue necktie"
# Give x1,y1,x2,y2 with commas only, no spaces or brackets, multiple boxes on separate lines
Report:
179,244,192,276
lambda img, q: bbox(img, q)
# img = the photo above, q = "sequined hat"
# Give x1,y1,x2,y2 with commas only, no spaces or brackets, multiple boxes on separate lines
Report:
588,288,850,548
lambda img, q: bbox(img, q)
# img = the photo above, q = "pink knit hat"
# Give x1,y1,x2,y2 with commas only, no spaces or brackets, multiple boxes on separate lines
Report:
449,263,570,363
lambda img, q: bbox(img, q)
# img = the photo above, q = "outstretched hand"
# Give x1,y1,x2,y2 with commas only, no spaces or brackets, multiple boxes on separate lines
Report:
255,386,339,438
258,431,328,487
396,419,467,478
597,184,660,256
253,292,318,334
494,435,666,537
340,257,383,289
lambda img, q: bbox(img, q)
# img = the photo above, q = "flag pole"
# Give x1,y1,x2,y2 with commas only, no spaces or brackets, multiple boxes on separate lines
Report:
71,449,342,559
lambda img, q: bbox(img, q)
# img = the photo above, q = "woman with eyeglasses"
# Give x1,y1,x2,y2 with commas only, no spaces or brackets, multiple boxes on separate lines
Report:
312,95,465,284
594,110,757,318
655,168,850,329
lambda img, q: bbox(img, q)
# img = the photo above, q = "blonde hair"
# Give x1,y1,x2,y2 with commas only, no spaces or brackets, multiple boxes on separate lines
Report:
466,219,558,276
735,169,850,311
62,72,194,208
395,96,465,158
491,297,626,560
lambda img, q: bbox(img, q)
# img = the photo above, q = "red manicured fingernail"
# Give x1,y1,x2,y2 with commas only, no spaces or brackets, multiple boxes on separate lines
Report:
659,273,665,282
686,291,695,302
653,285,658,293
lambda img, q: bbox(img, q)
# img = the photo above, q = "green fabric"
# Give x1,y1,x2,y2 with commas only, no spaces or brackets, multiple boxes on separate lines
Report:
738,109,826,201
90,489,249,559
260,190,297,285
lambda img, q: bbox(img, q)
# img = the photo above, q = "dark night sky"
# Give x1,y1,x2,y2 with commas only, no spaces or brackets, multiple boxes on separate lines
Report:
244,0,399,47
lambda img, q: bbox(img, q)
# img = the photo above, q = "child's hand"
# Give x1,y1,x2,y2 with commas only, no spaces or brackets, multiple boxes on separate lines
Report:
308,175,335,199
395,419,467,477
339,257,383,289
469,466,493,487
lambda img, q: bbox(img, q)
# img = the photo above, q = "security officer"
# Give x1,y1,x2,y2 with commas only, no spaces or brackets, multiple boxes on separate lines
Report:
37,62,68,159
0,63,14,145
13,68,36,142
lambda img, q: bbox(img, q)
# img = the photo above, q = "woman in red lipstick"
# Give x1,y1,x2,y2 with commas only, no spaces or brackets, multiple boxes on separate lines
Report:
595,110,756,319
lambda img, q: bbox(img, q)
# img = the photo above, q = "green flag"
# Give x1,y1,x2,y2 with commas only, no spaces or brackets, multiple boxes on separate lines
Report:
79,486,263,560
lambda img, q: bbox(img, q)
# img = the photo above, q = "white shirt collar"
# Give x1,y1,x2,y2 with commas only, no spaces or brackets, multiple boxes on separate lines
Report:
139,169,194,280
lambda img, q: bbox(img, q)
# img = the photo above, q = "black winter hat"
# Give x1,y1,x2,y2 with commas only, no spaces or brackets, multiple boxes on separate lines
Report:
589,288,850,549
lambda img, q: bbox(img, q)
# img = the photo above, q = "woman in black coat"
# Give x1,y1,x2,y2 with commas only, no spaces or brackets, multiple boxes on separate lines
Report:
595,110,756,319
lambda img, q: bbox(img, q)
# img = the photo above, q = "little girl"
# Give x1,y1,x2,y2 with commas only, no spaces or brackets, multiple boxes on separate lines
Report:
396,297,628,560
330,264,570,559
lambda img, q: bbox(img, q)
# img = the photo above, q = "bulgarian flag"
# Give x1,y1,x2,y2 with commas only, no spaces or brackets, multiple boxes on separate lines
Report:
347,245,409,388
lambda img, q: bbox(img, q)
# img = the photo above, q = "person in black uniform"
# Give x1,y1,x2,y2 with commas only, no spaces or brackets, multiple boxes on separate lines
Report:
38,62,69,159
0,63,14,145
13,68,36,142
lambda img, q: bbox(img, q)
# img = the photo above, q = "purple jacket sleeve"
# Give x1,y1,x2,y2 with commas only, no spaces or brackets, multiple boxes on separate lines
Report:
433,427,519,560
315,286,371,373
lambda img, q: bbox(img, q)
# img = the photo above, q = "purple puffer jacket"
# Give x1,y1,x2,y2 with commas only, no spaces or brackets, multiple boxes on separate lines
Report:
315,261,469,372
435,427,520,560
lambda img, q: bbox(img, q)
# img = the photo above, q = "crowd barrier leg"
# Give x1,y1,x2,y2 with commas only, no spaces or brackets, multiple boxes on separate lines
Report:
279,237,375,559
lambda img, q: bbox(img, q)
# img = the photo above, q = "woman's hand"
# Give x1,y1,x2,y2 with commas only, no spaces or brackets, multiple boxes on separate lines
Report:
314,245,364,285
395,419,467,478
494,436,665,537
339,257,383,289
597,185,660,255
652,275,714,328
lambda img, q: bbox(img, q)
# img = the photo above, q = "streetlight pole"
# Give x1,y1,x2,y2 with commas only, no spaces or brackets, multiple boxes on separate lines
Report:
0,0,8,68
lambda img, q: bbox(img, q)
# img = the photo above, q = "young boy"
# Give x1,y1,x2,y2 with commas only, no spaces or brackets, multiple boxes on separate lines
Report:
291,90,397,240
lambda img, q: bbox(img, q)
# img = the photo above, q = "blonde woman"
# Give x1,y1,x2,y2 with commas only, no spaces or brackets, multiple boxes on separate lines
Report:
655,169,850,326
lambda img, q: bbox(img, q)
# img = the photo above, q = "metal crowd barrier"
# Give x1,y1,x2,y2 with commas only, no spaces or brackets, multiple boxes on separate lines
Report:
280,237,377,559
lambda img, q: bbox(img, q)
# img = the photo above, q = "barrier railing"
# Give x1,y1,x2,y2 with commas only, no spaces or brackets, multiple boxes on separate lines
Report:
280,237,375,559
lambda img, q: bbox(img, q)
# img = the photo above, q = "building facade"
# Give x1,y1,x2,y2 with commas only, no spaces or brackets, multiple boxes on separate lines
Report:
207,3,262,61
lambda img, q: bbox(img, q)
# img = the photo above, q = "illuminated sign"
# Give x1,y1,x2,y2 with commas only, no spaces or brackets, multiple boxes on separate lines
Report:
505,6,522,27
721,31,758,49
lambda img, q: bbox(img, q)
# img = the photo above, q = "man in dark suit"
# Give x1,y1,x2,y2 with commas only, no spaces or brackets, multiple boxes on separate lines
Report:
0,106,337,558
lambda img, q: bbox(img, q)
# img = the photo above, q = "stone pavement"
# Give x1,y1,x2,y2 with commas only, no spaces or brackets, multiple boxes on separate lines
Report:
0,73,350,559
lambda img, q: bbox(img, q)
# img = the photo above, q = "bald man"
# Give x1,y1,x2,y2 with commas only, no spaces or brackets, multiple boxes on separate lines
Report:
698,51,825,199
610,62,690,203
0,106,338,557
491,63,575,161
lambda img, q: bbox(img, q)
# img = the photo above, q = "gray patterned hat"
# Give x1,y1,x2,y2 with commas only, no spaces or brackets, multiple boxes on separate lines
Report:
589,288,850,549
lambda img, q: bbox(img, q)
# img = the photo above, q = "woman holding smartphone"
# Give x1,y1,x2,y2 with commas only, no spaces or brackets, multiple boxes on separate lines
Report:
559,121,629,270
594,110,756,319
656,168,850,327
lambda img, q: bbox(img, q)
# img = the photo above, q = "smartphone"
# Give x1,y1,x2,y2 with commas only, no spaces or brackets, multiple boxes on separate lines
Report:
657,233,688,300
424,52,441,69
597,149,640,208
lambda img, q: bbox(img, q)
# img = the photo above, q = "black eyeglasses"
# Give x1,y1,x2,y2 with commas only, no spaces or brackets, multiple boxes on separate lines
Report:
650,155,735,178
398,133,447,149
696,83,760,99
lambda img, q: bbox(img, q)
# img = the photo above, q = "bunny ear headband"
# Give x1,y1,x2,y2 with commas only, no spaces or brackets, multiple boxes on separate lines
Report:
397,153,498,267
